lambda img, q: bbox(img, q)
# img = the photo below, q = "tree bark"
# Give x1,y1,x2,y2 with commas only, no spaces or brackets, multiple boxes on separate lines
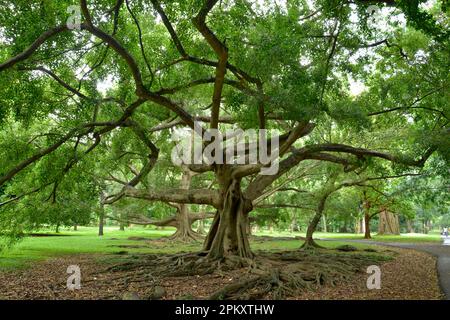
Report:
322,214,327,233
169,168,203,241
99,205,105,236
364,212,372,239
363,192,372,239
169,203,202,241
301,194,328,249
291,216,299,232
406,219,414,233
355,217,363,234
203,171,253,260
197,219,206,234
378,209,400,235
73,224,77,231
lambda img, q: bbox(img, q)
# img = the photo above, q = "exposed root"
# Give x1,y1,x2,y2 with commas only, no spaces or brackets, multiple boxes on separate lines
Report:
300,239,325,250
207,250,389,300
96,249,390,300
168,229,204,242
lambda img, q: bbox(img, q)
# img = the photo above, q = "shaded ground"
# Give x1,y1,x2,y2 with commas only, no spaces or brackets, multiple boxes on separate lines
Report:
324,238,450,299
0,246,442,300
294,246,442,300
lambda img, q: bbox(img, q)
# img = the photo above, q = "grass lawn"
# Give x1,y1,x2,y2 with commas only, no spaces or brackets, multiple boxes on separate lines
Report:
255,229,442,243
313,232,443,243
0,226,441,270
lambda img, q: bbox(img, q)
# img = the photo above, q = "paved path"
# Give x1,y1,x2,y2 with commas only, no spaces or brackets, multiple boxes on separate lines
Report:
324,237,450,299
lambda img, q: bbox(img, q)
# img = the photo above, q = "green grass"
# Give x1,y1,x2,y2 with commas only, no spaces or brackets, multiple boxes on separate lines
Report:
0,226,191,270
0,226,441,270
254,229,442,243
313,232,442,243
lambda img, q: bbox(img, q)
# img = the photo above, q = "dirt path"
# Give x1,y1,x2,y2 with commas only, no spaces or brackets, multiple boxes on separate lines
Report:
324,238,450,299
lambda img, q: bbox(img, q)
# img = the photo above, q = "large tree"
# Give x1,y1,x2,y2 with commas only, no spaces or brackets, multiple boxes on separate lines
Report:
0,0,448,261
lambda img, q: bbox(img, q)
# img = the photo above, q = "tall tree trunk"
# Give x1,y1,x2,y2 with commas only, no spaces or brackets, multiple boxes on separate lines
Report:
423,220,430,234
169,168,202,241
406,219,414,233
363,192,372,239
73,224,77,231
355,217,362,233
119,222,125,231
197,219,205,235
98,205,105,236
378,209,400,235
364,213,371,239
291,216,299,232
246,218,252,236
322,214,327,233
170,203,201,241
203,174,253,260
301,194,328,249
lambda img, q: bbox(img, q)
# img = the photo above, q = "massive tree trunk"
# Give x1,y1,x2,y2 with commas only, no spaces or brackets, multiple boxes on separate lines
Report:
203,171,253,260
378,209,400,235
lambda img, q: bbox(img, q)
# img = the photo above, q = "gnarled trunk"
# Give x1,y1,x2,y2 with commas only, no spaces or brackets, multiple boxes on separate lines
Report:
301,194,328,249
169,167,203,241
378,209,400,235
169,203,202,241
302,211,323,249
203,177,253,260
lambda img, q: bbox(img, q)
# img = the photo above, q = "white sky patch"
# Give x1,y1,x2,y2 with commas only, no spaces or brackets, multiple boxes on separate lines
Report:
406,115,415,124
420,0,436,10
348,77,366,96
414,49,429,64
252,0,287,15
299,55,311,66
96,75,116,96
75,65,89,80
0,27,7,44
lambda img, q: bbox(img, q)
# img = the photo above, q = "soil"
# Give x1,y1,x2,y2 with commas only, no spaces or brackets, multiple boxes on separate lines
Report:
0,246,443,300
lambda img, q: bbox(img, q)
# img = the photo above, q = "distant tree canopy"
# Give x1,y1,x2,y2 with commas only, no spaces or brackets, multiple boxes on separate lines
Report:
0,0,448,255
